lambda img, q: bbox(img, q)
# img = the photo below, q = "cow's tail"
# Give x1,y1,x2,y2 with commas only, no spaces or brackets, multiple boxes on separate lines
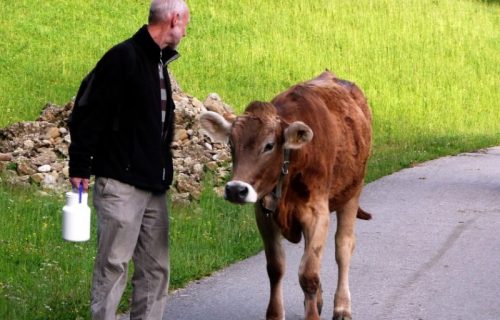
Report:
356,207,372,220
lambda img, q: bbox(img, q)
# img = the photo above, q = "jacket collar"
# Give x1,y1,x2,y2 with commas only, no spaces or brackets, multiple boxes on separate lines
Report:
132,25,180,65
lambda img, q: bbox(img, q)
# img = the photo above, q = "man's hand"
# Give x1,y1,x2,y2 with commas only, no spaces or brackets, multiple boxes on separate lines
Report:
69,177,90,192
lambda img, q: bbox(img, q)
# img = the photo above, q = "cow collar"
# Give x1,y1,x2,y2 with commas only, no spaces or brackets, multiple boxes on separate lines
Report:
261,148,291,217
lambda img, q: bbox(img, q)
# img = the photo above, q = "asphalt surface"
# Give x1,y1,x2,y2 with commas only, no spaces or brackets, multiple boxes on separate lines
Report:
160,146,500,320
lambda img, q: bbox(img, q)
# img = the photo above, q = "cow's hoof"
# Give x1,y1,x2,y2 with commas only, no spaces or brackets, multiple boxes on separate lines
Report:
265,309,284,320
332,316,352,320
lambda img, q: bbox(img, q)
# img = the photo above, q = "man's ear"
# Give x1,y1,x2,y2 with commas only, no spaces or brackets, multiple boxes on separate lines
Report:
170,13,179,28
284,121,313,149
199,111,233,143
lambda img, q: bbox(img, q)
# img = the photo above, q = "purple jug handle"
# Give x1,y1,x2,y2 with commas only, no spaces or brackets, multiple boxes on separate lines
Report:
79,182,83,204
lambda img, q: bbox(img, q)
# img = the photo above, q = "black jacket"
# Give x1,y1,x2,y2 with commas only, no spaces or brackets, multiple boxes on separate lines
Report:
69,25,178,193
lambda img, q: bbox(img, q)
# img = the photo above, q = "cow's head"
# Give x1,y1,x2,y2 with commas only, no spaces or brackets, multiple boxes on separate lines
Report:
200,101,313,204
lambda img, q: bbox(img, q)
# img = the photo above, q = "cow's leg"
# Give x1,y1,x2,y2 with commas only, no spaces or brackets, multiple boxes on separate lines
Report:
333,196,359,320
255,205,286,320
299,203,330,320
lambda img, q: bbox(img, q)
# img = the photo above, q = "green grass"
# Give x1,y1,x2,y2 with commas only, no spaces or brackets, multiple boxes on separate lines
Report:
1,0,498,177
0,0,499,319
176,0,500,180
0,1,147,126
169,176,260,287
0,183,92,319
0,176,260,319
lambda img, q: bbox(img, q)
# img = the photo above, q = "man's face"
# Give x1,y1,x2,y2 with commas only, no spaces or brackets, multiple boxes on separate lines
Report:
169,10,190,49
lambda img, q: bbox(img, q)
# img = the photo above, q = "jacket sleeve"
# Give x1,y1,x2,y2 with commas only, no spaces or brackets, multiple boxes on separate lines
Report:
69,43,135,178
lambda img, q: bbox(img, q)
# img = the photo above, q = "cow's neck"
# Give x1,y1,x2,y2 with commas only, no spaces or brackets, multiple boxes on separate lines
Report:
261,148,291,217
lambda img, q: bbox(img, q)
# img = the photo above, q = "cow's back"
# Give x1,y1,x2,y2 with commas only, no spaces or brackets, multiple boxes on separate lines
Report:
271,71,372,210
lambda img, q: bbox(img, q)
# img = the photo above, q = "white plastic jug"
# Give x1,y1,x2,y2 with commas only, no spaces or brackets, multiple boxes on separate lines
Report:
62,186,91,242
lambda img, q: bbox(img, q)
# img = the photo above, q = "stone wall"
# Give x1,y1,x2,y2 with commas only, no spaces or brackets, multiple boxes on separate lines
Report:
0,89,233,204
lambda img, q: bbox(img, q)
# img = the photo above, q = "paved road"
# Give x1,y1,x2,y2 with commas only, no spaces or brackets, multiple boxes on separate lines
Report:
160,147,500,320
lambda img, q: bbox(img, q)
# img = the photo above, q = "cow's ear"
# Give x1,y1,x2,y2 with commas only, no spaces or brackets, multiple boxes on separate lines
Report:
199,111,233,143
284,121,313,149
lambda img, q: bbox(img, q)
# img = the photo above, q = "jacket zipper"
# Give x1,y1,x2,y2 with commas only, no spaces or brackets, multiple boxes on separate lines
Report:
159,50,180,183
159,52,166,182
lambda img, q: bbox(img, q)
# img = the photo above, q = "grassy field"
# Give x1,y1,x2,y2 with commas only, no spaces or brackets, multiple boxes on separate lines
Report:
0,176,260,319
0,0,499,319
177,0,500,181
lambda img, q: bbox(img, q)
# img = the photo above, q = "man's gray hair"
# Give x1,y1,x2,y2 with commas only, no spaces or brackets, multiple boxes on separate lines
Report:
149,0,188,24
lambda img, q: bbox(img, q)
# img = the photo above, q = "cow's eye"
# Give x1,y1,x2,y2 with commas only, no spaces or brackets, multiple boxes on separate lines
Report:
263,142,275,153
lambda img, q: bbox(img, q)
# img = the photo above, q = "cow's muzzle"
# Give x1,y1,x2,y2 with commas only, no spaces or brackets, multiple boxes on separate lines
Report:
224,180,258,204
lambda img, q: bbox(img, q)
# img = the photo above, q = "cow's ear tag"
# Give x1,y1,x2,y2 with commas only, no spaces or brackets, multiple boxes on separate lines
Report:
284,121,313,149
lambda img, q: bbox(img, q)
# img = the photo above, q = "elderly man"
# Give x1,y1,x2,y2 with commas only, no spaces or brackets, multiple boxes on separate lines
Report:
68,1,190,319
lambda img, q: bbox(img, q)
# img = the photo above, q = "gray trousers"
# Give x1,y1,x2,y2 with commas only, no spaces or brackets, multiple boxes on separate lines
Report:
91,177,169,320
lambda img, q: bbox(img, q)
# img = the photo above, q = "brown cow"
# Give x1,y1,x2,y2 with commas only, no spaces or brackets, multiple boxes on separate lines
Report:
200,71,372,320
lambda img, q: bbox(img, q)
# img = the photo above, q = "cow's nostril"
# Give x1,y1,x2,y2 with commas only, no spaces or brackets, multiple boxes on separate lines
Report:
237,185,248,198
224,184,233,200
225,182,251,203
